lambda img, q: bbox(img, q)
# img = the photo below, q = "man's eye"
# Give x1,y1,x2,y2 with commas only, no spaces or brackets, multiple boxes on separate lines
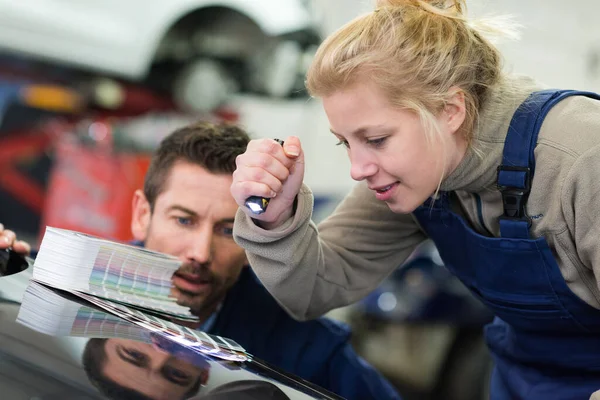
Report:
177,217,193,226
165,366,191,380
218,226,234,236
163,365,192,384
124,349,146,361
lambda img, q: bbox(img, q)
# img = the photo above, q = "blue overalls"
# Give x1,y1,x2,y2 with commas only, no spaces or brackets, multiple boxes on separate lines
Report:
413,90,600,399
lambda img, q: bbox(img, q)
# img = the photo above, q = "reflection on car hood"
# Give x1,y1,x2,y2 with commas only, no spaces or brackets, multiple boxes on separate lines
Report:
0,249,29,278
0,256,343,400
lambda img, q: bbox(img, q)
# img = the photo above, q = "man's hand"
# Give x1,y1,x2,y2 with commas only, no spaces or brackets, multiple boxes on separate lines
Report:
0,224,31,256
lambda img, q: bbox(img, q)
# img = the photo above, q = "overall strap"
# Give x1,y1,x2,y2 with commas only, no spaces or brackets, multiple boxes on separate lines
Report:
498,89,600,238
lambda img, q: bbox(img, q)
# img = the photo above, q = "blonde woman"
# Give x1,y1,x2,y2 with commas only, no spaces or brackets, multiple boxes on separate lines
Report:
230,1,600,398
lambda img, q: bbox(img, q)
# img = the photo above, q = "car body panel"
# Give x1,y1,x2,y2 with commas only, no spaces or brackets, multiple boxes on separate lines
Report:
0,254,341,399
0,0,316,79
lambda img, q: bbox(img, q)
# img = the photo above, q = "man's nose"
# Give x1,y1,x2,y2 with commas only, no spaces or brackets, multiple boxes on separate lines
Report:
186,225,213,263
148,351,171,373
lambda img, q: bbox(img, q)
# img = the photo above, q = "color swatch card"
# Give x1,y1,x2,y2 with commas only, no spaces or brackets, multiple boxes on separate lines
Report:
33,226,196,321
17,280,149,341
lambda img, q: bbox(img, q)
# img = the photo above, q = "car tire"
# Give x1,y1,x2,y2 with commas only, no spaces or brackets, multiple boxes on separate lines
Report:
172,58,238,112
248,40,303,98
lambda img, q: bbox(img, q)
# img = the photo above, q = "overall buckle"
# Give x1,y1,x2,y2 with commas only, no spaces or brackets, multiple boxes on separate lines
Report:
496,166,531,223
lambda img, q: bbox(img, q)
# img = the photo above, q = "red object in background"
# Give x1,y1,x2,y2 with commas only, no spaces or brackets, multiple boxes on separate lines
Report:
0,72,240,243
0,121,71,215
0,131,53,213
40,135,151,242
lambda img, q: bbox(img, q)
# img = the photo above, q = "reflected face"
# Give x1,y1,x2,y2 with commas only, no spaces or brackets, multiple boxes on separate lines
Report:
132,161,247,319
103,338,208,400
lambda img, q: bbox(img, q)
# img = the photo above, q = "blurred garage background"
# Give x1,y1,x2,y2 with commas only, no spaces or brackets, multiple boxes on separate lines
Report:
0,1,596,399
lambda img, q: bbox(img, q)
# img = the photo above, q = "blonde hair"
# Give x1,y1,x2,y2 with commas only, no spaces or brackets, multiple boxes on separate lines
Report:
306,0,516,147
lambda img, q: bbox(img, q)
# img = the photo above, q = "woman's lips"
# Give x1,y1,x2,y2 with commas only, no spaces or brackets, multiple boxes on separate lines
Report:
373,182,399,201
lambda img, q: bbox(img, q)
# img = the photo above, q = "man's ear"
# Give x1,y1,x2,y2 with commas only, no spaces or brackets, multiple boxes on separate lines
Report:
199,368,210,386
131,190,151,242
442,87,467,135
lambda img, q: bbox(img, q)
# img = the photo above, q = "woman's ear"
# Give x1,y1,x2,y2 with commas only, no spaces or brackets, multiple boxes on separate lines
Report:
131,190,151,242
442,87,467,135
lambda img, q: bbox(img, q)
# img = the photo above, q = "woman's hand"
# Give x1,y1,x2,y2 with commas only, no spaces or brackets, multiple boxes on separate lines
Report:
231,136,305,229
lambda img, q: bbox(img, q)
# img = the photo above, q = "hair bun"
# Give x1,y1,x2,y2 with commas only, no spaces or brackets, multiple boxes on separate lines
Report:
375,0,466,16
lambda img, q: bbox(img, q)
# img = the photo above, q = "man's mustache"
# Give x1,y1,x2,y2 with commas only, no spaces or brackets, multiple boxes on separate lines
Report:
174,262,215,281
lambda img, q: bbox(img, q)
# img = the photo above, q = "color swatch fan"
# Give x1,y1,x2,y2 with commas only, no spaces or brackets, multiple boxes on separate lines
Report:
17,281,248,362
33,226,196,321
17,280,149,341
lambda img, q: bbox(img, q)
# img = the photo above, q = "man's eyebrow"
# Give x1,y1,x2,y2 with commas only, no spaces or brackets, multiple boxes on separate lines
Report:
219,218,235,224
166,205,198,216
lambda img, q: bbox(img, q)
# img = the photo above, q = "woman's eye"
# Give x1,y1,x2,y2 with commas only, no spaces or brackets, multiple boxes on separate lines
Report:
367,137,387,147
336,139,349,148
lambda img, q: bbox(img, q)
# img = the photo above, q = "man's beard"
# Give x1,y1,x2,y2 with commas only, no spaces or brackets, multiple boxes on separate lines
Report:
171,262,222,319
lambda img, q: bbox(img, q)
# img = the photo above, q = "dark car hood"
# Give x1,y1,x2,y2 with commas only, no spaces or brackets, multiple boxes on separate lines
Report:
0,255,342,400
